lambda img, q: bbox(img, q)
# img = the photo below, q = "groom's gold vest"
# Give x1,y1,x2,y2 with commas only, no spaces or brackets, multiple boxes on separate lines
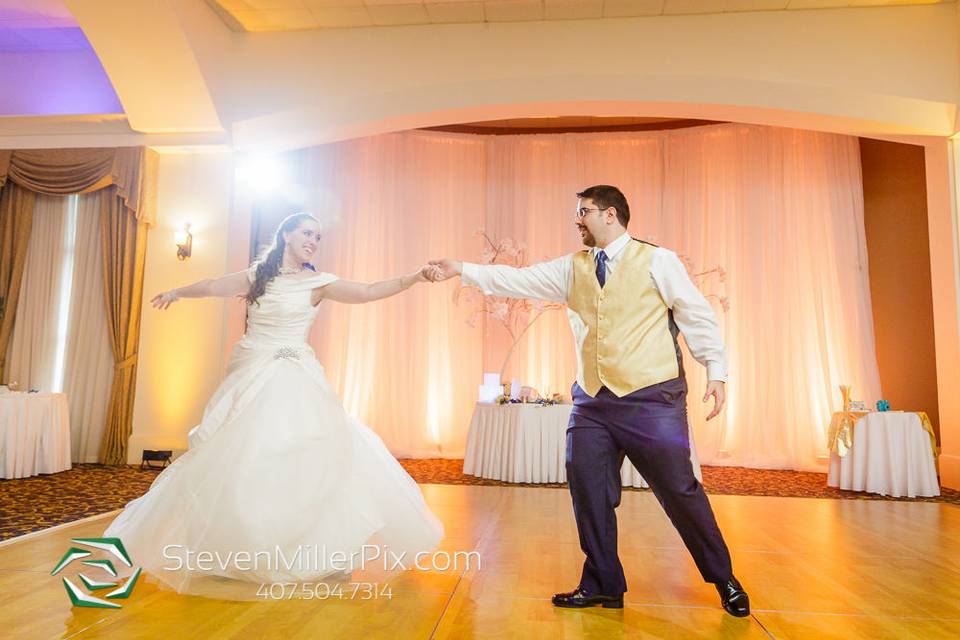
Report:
567,240,682,398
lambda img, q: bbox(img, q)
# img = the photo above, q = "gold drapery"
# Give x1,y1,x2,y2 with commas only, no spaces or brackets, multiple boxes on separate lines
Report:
0,147,156,464
0,184,36,382
98,187,149,465
0,148,156,225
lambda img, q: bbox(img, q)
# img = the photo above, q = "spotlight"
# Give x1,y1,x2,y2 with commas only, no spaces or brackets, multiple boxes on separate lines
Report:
235,153,288,196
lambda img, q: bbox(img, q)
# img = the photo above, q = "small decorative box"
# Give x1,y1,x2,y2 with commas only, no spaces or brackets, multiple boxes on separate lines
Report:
847,400,867,412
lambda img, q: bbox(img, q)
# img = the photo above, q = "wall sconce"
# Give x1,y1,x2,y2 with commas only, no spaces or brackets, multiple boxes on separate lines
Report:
175,224,193,261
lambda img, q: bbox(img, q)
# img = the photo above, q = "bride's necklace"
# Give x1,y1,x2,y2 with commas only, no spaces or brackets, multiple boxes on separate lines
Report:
278,265,304,275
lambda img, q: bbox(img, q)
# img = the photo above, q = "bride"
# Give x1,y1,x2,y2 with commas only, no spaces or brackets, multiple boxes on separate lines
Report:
102,212,445,599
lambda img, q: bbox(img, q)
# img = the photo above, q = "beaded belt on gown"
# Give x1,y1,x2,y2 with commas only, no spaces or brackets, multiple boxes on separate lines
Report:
273,345,304,360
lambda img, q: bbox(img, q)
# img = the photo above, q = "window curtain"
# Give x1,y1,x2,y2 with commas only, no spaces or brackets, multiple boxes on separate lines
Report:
0,147,156,465
5,195,69,392
63,191,115,463
0,184,34,383
97,185,149,465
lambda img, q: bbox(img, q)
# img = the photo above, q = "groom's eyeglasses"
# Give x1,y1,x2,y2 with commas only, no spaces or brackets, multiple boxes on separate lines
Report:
575,206,606,220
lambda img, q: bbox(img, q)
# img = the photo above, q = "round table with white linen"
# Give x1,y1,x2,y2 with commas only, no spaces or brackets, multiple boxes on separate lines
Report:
463,402,701,488
0,392,72,479
827,411,939,498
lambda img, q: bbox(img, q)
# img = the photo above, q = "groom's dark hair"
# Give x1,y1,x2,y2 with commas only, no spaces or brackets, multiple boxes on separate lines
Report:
577,185,630,228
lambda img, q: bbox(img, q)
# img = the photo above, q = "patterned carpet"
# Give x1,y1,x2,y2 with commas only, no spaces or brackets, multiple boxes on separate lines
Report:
1,460,957,542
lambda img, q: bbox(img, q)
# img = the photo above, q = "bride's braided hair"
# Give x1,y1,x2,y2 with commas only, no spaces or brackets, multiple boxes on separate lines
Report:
245,212,320,306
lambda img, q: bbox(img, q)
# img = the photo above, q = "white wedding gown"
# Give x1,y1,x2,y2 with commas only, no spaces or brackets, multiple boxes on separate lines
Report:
103,270,445,599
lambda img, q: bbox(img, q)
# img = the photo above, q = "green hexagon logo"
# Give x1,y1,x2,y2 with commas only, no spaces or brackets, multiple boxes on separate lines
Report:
51,537,142,608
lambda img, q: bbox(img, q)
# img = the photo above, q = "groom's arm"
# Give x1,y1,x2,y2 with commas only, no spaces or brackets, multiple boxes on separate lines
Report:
650,248,728,382
651,248,728,420
435,255,571,303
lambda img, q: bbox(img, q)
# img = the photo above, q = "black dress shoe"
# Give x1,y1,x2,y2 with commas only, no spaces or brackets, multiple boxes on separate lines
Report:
552,586,623,609
715,576,750,617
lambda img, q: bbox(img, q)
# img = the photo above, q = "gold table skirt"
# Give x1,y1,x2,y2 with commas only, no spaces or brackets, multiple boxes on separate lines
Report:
828,411,938,459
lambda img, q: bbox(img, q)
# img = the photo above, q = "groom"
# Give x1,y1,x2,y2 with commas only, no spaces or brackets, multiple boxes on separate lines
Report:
428,185,749,616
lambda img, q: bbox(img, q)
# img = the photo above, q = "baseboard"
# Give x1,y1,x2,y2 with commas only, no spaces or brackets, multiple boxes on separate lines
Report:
0,509,122,547
940,453,960,490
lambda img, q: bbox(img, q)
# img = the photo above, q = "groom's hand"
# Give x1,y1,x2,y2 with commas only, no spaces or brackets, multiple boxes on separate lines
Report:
428,259,462,282
704,380,726,421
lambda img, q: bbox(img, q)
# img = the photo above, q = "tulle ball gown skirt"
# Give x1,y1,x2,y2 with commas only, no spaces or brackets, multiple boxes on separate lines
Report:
102,338,445,600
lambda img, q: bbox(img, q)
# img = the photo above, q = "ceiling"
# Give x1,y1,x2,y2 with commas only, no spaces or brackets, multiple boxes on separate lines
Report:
0,0,955,145
208,0,953,31
0,0,88,51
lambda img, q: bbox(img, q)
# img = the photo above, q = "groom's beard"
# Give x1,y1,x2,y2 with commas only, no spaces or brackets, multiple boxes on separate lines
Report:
577,224,597,248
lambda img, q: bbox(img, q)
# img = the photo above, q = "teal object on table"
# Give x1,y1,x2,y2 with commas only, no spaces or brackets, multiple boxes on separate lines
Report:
876,399,890,412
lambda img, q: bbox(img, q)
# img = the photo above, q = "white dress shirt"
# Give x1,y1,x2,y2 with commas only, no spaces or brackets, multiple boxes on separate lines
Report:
461,232,728,382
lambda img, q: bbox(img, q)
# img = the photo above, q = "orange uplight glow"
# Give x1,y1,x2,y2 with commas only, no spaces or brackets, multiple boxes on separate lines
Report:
145,303,216,444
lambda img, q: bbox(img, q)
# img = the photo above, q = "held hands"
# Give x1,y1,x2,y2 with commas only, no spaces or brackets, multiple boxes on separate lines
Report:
414,260,459,283
150,290,180,310
703,380,726,421
417,264,444,283
426,259,462,282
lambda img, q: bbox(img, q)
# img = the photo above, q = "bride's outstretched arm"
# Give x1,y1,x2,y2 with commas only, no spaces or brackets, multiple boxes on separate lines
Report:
318,265,438,304
151,270,250,309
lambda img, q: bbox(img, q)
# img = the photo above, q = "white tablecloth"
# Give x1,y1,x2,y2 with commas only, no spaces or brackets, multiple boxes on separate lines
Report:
0,392,72,479
463,402,701,488
827,411,939,498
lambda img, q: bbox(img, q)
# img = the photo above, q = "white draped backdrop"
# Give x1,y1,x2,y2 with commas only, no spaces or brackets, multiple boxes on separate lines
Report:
7,194,66,394
275,123,881,472
7,192,114,463
63,192,115,463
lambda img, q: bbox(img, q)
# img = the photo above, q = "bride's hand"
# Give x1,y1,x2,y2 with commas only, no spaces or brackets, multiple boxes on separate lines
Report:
417,264,441,283
151,289,180,310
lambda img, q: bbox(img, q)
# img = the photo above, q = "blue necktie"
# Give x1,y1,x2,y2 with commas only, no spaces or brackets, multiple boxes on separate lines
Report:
595,250,607,288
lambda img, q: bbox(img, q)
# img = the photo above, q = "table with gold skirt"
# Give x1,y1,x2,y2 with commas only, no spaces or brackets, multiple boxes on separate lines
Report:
827,411,939,498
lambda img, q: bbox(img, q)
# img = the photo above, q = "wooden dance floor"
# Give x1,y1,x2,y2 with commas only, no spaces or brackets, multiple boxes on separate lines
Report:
1,484,957,639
